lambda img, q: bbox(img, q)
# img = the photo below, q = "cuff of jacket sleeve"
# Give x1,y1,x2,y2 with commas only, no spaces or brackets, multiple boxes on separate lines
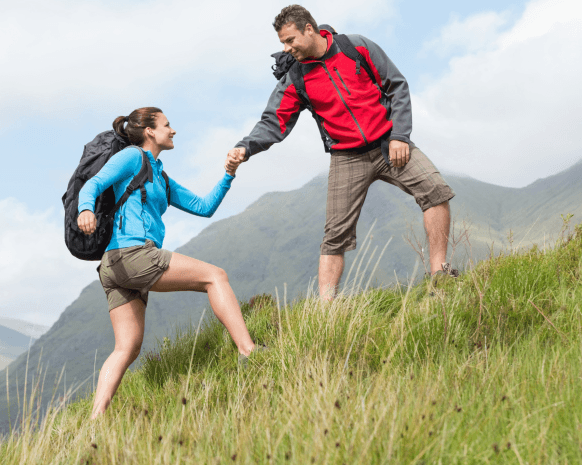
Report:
235,143,251,160
78,204,95,214
388,133,412,145
222,172,235,187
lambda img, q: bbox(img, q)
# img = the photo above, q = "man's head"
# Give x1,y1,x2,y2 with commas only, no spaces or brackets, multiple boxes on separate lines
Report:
273,5,323,62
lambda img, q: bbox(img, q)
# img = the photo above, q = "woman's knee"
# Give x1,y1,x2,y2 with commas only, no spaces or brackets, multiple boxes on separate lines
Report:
115,342,142,363
208,266,229,288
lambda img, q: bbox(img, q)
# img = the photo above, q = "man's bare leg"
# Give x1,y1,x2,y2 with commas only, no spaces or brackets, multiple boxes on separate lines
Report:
319,254,345,300
423,201,450,275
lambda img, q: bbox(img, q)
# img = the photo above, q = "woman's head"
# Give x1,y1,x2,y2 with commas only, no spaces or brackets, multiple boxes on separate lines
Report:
113,107,175,151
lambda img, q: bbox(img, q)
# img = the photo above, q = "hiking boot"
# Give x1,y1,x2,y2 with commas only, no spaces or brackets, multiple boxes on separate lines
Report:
428,263,459,293
238,344,269,368
438,263,459,278
425,263,459,281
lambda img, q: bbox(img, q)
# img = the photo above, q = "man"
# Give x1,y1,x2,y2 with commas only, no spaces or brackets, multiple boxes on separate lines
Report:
226,5,456,299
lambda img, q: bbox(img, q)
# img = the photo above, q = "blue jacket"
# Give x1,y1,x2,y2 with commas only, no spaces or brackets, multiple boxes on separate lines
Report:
78,147,234,251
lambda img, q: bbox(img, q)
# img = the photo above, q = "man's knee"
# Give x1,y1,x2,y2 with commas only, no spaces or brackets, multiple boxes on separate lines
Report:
320,234,356,255
423,200,450,213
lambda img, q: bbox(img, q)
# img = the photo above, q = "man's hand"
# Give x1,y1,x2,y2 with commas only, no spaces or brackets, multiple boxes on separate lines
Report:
225,147,246,174
77,210,97,235
389,140,410,168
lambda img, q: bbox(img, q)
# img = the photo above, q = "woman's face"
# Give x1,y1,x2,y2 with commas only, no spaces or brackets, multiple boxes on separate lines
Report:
147,113,176,150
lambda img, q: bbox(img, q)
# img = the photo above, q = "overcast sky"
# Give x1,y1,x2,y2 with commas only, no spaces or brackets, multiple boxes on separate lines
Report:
1,0,580,327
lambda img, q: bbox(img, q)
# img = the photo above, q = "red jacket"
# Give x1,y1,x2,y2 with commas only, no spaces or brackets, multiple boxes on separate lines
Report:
237,30,413,156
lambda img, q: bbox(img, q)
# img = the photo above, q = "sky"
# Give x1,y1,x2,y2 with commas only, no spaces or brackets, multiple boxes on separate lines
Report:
1,0,581,327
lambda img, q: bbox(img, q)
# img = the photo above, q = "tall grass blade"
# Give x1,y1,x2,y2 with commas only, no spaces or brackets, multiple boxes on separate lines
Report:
345,219,377,288
365,236,393,291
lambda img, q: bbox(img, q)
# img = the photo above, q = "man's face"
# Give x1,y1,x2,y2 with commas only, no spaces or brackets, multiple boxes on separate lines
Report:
278,22,317,62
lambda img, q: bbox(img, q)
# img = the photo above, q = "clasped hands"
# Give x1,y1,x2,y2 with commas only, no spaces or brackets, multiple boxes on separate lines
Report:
224,147,246,176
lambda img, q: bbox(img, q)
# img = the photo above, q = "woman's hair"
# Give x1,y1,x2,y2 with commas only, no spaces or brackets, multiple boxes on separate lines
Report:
273,4,319,33
112,107,163,146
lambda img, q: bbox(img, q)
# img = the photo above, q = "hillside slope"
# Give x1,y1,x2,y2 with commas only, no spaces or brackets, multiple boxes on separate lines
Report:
2,220,582,463
1,160,581,434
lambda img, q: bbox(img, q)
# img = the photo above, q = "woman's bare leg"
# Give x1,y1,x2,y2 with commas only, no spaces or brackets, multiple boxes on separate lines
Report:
91,299,145,419
151,253,254,356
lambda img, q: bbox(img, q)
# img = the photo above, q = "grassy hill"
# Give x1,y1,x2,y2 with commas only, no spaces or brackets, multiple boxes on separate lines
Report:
1,219,581,463
0,161,581,436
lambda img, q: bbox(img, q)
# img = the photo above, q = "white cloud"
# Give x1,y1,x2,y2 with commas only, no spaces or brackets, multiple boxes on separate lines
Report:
413,0,582,187
0,198,97,327
420,11,510,57
0,0,397,121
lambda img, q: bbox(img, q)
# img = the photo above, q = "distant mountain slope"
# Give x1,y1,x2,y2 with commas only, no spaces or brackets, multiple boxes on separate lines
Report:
0,356,13,372
0,325,35,362
0,318,49,339
1,160,581,434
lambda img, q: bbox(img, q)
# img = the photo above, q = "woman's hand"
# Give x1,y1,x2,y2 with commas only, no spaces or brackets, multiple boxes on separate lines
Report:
225,147,245,176
77,210,97,235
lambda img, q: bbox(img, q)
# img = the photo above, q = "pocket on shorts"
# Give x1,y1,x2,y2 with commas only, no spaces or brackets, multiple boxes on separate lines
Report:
100,246,141,286
101,249,124,268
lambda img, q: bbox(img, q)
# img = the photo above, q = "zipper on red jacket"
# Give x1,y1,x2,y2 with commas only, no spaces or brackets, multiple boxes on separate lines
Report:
333,67,351,95
321,62,368,145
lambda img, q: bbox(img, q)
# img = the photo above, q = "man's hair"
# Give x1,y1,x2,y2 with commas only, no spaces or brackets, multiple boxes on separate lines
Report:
273,5,319,34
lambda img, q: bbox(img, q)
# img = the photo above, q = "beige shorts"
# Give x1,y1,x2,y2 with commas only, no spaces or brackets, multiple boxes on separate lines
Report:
321,146,455,255
98,240,173,311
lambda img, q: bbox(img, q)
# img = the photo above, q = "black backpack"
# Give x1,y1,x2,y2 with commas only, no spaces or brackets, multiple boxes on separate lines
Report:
271,25,381,152
62,130,171,261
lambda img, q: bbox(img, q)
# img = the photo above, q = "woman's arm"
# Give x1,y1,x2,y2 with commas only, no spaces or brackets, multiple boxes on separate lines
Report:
77,147,142,214
169,172,234,217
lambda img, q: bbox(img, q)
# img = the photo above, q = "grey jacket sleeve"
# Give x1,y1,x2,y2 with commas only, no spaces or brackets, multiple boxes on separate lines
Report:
349,34,413,145
235,73,303,158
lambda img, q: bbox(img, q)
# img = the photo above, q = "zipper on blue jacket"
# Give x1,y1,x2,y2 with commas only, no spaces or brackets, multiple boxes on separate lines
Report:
334,67,351,95
321,62,368,145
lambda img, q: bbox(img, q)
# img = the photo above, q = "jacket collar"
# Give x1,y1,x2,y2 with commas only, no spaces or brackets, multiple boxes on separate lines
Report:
301,29,334,63
143,149,163,170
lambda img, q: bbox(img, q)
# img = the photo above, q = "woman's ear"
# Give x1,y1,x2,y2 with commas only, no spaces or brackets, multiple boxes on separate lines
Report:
145,126,155,138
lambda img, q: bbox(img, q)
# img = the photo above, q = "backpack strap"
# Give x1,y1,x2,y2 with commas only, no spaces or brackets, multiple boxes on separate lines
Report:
161,171,171,206
333,34,379,86
102,147,152,227
288,62,336,152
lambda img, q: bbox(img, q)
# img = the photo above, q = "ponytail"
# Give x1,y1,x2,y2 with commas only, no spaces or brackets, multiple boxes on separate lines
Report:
112,107,162,146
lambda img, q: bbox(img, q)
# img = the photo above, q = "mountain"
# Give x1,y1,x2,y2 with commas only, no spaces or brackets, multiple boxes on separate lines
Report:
0,318,49,339
1,161,581,434
0,325,37,371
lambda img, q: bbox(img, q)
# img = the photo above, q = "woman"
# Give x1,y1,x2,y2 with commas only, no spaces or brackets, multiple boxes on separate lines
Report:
77,107,255,419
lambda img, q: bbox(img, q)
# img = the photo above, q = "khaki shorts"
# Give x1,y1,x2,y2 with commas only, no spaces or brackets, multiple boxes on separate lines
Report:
98,240,173,311
321,146,455,255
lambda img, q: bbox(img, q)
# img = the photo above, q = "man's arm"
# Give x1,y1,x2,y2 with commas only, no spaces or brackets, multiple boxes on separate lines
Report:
228,73,304,168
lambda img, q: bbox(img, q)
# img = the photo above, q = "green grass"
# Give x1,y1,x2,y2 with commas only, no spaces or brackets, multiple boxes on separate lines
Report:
2,224,582,464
